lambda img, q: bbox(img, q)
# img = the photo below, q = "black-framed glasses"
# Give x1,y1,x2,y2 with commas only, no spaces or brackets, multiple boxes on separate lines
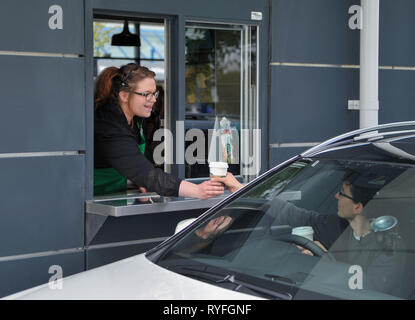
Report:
337,190,355,201
131,90,159,101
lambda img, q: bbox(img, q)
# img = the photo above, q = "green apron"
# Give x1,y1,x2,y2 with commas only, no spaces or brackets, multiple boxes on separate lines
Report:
94,121,146,195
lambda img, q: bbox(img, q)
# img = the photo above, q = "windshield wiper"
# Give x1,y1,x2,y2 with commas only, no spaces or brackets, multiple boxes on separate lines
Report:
216,274,293,300
174,265,293,300
264,273,297,285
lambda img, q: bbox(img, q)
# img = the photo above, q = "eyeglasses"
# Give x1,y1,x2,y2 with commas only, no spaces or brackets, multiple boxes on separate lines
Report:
131,90,159,101
337,190,355,202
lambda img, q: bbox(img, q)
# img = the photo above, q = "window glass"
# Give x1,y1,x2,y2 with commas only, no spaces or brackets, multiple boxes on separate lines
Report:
92,18,168,189
158,158,415,299
94,21,138,59
93,20,165,82
184,23,258,180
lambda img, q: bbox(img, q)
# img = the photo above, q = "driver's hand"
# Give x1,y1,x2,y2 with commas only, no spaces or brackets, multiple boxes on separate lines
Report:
296,245,314,256
195,216,233,240
295,240,327,256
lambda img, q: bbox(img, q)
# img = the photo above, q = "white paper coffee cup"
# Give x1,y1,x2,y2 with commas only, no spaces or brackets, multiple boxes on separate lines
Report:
209,162,228,177
292,226,314,241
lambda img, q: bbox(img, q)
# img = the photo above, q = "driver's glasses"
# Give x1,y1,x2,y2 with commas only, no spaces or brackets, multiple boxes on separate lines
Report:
337,190,355,201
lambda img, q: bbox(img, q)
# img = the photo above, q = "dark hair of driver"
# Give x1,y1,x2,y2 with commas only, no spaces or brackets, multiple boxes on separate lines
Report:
343,177,380,207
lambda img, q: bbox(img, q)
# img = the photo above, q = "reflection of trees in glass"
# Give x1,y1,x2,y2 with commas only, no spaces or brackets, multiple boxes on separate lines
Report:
216,30,241,74
185,28,209,44
215,30,240,116
246,164,307,200
185,28,215,112
185,28,241,116
94,22,112,57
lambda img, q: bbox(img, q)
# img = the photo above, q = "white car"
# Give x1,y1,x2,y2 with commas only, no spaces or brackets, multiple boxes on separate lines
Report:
5,121,415,300
4,254,257,300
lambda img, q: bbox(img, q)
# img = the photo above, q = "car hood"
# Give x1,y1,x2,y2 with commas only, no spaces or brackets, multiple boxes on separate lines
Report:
3,254,260,300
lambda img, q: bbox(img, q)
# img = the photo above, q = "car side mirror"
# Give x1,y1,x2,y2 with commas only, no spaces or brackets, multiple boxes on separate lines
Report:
174,218,197,234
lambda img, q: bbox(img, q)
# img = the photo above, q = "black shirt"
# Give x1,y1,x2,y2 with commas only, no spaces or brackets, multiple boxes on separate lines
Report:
94,102,182,196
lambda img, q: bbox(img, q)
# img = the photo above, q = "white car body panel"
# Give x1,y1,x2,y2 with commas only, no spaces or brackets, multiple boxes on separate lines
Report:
3,254,260,300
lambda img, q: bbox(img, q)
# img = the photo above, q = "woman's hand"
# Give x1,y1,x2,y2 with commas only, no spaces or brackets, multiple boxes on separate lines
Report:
137,187,150,203
196,180,225,199
210,172,243,193
178,180,224,200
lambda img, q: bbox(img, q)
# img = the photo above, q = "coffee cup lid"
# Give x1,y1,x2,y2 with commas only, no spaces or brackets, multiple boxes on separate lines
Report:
209,162,229,168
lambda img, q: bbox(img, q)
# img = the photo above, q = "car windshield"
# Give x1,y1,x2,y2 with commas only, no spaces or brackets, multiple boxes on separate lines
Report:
155,158,415,299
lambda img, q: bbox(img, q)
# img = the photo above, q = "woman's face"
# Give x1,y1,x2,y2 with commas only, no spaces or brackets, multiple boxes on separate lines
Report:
124,77,157,118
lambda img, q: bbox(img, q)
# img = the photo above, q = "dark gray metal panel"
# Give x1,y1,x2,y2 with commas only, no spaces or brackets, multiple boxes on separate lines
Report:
84,1,95,199
259,1,271,176
0,56,85,153
379,69,415,124
170,16,185,179
0,251,84,298
0,156,85,257
0,0,84,54
271,0,359,64
86,208,208,269
270,147,306,168
87,243,157,270
380,0,415,66
92,0,267,21
89,208,206,245
270,66,359,143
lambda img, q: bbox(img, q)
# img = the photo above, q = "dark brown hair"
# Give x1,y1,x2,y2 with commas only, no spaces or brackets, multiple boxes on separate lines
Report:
344,179,379,207
94,63,156,110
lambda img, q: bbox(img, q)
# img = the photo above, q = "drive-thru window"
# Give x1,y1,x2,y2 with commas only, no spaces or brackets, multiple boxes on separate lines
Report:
84,6,266,275
0,0,270,297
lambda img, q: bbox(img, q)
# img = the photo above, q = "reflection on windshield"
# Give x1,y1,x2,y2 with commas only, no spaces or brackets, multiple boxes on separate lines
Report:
157,159,415,299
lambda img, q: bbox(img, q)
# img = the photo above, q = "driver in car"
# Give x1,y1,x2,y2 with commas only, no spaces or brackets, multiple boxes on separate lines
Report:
212,172,406,296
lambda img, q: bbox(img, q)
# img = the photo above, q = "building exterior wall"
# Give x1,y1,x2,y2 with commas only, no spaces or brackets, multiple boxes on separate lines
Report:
269,0,415,166
0,0,269,297
0,0,86,297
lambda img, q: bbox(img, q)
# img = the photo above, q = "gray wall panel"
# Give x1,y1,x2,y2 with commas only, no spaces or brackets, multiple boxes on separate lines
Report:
0,156,85,257
379,69,415,124
0,56,85,153
0,0,84,54
0,251,84,298
380,0,415,66
86,209,207,268
92,0,267,21
270,66,359,143
271,0,359,64
89,209,206,245
87,243,157,270
270,147,306,168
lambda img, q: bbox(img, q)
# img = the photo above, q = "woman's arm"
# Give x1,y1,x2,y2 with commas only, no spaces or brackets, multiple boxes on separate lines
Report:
97,131,225,199
179,180,224,200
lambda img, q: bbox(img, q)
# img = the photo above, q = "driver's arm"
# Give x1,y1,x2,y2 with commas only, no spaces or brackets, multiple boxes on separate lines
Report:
268,197,343,250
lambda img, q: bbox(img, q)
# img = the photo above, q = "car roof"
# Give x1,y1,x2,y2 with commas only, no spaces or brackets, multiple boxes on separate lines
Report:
302,121,415,165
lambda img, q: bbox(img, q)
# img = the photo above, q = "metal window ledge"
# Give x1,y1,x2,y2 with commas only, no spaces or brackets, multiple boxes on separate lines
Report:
86,190,231,217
